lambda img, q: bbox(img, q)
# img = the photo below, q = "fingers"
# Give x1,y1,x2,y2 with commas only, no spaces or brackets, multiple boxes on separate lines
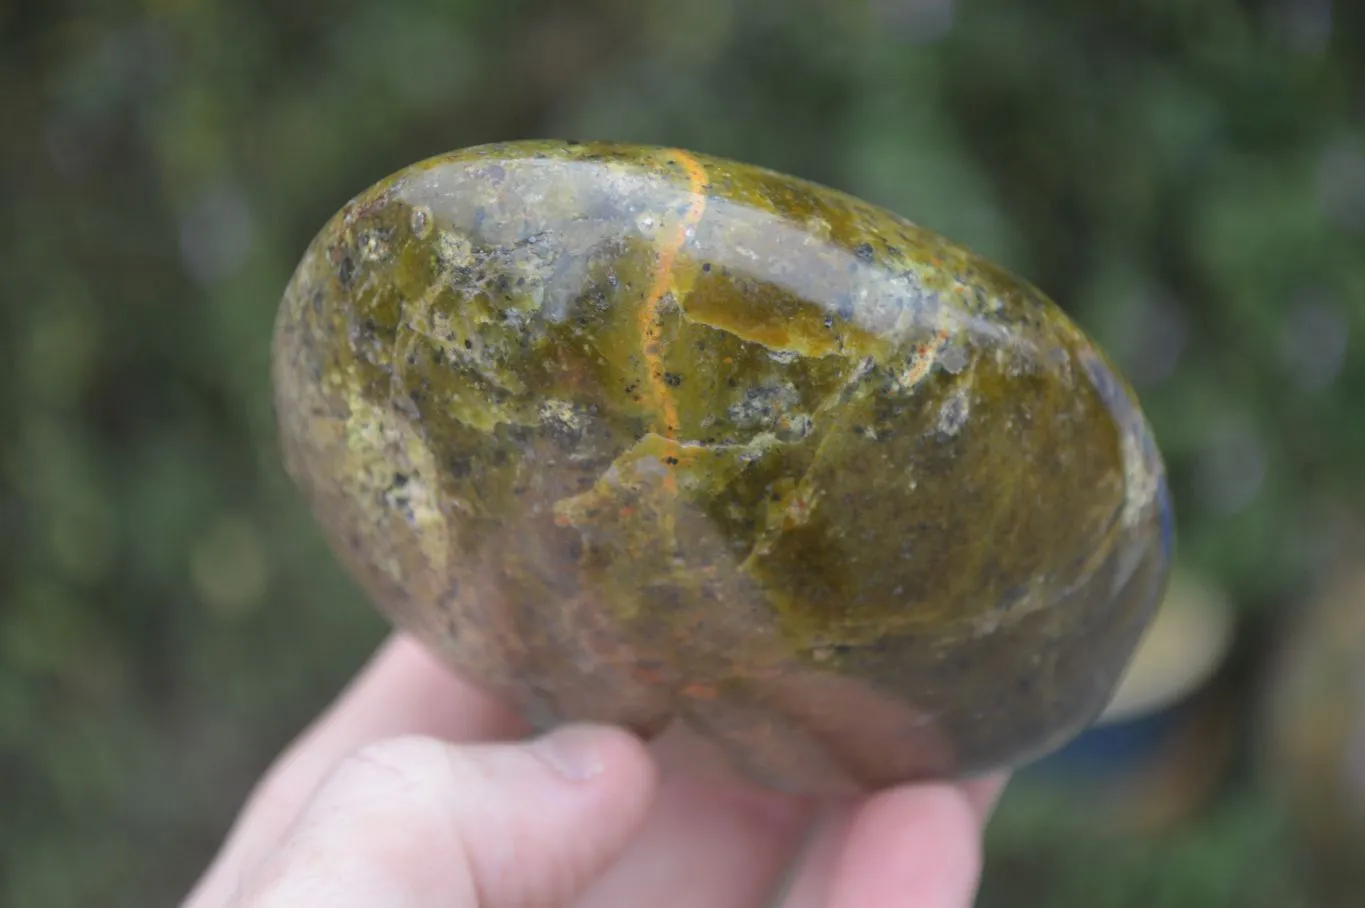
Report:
185,629,1005,908
779,780,999,908
576,724,1006,908
959,772,1009,824
828,785,984,908
573,778,815,908
187,634,527,908
222,726,659,908
573,724,817,908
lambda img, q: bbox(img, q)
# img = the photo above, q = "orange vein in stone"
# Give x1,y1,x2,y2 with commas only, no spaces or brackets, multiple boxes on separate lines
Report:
900,328,951,389
639,150,709,485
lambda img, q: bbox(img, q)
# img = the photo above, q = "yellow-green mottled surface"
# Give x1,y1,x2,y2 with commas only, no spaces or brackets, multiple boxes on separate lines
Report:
272,140,1173,792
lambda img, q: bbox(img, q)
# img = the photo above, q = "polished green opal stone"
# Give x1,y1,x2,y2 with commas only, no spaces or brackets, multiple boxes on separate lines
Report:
272,140,1173,793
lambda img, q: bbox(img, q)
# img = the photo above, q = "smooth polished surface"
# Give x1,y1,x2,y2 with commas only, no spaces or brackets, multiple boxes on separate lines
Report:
272,140,1173,793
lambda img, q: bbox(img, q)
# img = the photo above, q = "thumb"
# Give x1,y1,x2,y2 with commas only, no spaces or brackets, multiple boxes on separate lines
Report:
228,724,659,908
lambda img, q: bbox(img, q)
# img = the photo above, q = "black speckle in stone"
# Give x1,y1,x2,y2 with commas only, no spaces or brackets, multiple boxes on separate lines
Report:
854,243,875,263
338,255,356,286
663,372,683,387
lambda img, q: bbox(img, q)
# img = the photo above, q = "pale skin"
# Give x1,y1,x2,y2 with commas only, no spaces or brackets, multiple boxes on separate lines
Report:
183,634,1006,908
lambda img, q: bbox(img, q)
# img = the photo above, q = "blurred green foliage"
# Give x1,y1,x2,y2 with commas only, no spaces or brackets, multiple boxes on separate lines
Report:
2,0,1363,905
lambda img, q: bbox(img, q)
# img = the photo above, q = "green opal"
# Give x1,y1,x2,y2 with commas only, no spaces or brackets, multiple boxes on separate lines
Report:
272,140,1173,793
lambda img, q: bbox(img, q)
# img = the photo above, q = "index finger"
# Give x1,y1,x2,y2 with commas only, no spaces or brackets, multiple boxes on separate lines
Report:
184,633,527,908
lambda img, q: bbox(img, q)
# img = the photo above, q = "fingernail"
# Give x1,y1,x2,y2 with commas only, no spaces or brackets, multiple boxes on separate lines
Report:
531,724,607,782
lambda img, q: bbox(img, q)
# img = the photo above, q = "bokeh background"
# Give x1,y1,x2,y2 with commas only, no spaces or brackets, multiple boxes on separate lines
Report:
4,0,1365,905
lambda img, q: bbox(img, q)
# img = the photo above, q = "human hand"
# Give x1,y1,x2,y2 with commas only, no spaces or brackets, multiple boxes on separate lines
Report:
183,634,1005,908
